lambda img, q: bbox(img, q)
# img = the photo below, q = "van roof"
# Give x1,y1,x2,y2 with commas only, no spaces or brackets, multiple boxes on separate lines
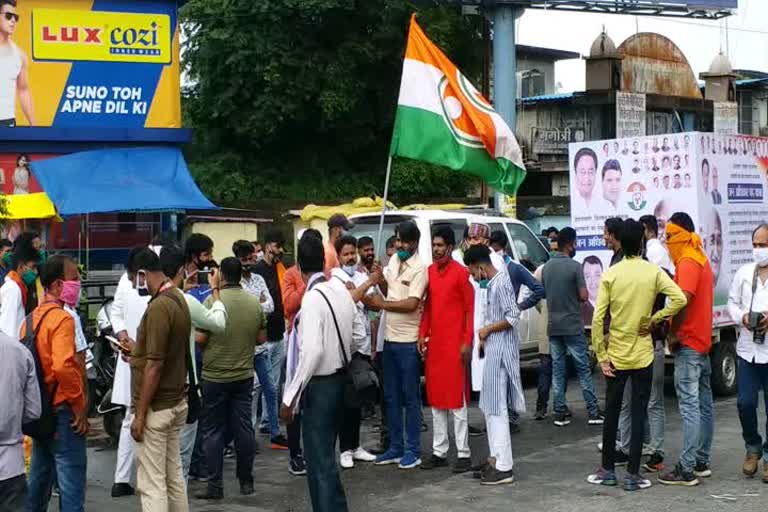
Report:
349,209,528,226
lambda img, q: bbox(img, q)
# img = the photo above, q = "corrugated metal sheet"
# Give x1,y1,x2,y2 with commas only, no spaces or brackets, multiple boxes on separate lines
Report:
619,33,703,99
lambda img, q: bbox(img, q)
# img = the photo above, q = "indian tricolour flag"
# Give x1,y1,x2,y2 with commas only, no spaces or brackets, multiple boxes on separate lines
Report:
390,14,526,195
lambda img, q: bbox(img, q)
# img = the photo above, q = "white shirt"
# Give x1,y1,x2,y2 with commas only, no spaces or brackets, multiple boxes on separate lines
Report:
728,262,768,364
241,272,274,355
282,278,363,407
64,305,88,353
645,238,674,275
111,273,150,406
330,267,373,356
0,42,22,120
0,277,25,339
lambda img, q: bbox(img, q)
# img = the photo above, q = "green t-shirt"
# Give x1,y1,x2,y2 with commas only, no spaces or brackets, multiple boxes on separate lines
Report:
202,287,266,383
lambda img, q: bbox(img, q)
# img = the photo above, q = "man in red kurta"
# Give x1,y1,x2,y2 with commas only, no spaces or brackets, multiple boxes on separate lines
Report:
418,226,474,473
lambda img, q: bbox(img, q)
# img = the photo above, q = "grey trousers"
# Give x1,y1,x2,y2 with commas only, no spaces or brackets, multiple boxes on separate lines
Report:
618,344,666,455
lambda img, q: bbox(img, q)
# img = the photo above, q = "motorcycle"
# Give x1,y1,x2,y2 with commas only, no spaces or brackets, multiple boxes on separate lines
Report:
87,299,125,444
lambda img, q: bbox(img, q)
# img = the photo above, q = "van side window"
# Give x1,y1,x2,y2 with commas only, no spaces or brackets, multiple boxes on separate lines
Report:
430,219,468,248
507,222,549,269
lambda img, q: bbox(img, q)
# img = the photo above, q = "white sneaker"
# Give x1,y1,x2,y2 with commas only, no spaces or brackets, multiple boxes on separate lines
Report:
340,450,354,469
352,447,376,462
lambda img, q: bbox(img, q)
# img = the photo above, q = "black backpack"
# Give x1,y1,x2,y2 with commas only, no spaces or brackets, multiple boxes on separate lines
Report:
21,308,61,439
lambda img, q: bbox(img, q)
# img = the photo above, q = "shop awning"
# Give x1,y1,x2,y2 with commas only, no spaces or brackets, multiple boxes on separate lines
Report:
0,193,58,220
30,147,216,216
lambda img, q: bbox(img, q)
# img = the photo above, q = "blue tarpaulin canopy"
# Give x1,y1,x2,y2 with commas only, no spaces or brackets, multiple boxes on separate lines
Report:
31,147,216,216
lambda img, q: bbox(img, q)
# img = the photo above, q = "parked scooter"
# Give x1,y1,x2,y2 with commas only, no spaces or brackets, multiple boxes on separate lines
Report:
88,299,125,443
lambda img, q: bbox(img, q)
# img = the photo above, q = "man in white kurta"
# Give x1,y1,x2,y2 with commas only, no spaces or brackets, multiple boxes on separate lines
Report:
110,272,150,496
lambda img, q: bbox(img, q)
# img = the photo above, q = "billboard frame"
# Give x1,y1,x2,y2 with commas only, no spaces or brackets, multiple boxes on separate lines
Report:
444,1,734,19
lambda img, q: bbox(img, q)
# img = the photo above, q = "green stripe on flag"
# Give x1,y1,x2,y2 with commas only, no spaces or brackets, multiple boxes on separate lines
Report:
389,106,526,196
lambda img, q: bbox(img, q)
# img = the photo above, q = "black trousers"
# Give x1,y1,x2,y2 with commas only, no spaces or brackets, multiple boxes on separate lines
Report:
288,413,303,458
339,405,362,453
303,374,348,512
601,364,653,474
202,377,256,492
0,474,26,512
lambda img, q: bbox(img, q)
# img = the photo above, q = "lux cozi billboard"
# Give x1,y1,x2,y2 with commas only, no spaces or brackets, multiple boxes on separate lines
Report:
0,0,181,129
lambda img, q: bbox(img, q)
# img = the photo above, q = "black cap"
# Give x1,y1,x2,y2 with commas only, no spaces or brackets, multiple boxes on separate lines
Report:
328,213,354,230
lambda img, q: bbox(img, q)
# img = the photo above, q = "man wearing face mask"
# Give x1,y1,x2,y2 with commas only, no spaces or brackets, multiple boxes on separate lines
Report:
110,247,152,498
331,235,379,469
325,214,354,276
463,245,524,485
0,239,39,338
727,223,768,482
24,255,88,512
129,249,192,511
418,227,474,473
541,228,603,428
253,230,288,444
366,221,428,470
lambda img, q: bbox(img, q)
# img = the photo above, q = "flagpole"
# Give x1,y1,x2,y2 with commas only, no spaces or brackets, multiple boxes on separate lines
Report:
375,155,393,260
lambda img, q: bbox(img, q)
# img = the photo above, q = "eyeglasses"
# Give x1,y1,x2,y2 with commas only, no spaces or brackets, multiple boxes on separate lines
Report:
3,12,19,22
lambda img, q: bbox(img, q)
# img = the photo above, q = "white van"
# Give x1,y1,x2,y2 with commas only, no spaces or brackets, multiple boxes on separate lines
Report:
348,210,550,367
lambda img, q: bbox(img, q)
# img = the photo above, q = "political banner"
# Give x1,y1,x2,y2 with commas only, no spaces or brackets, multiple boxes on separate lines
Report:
569,133,768,328
0,0,181,130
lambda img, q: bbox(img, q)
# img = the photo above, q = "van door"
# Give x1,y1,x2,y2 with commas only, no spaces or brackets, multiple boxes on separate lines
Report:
505,222,550,362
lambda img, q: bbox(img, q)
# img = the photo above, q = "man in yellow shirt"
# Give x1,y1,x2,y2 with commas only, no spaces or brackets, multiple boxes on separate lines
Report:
587,219,687,492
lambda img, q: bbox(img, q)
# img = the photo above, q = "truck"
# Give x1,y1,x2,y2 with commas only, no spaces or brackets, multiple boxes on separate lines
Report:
569,132,768,395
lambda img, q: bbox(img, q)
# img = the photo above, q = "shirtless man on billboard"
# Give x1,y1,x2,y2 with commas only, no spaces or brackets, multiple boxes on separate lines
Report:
0,0,34,127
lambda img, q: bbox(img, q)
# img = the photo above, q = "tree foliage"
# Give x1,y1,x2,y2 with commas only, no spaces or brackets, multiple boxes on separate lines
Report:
181,0,483,204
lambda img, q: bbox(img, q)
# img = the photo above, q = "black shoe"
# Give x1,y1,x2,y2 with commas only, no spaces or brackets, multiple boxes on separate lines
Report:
588,411,605,426
613,450,629,467
240,481,255,496
111,483,135,498
224,445,235,458
693,462,712,478
195,490,224,500
643,452,665,473
421,454,448,470
270,434,290,450
453,457,472,474
564,407,573,419
553,412,571,427
481,466,515,485
658,464,700,487
534,408,547,421
259,425,270,435
468,425,486,437
290,455,307,476
188,473,208,483
509,422,521,434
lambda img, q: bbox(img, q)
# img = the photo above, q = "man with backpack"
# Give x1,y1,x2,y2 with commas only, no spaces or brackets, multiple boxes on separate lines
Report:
23,255,88,512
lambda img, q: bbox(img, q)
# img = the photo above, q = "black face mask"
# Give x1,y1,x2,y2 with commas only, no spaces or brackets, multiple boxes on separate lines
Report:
243,263,258,274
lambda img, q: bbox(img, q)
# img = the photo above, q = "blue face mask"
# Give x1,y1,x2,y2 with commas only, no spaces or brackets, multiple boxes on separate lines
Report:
397,249,412,262
478,279,489,289
342,264,356,277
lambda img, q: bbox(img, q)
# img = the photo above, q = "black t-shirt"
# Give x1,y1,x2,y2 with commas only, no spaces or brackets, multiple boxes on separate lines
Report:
254,260,285,341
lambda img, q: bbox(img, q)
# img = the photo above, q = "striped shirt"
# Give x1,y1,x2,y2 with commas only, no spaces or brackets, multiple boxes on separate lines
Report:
479,269,526,417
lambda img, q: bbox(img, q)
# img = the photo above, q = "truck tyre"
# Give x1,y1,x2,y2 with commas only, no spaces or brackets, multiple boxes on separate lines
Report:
710,341,737,396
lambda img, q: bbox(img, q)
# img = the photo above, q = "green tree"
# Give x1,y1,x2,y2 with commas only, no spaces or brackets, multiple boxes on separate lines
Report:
181,0,483,204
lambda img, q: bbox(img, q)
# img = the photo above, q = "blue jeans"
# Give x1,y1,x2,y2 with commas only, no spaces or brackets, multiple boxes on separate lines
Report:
302,374,348,512
674,347,714,471
26,406,87,512
202,378,256,492
383,341,422,457
252,352,280,437
736,356,768,459
256,340,286,430
550,334,599,415
536,354,553,411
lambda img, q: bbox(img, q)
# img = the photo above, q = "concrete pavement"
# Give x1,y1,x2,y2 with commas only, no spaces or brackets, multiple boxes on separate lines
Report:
67,373,766,512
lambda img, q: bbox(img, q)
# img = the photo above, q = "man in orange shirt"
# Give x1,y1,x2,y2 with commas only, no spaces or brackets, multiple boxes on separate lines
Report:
324,214,353,276
24,254,88,512
658,213,715,487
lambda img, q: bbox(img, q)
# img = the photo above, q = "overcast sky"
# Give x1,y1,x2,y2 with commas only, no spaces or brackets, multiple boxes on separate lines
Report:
513,0,767,92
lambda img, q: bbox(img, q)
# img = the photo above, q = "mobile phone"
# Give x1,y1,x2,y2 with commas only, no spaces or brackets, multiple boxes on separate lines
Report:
106,335,130,354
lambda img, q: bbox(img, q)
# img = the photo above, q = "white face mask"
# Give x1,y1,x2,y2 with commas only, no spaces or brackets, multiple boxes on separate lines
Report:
754,248,768,267
342,264,356,277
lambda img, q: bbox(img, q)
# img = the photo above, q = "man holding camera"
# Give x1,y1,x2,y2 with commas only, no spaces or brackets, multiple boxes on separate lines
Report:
727,223,768,482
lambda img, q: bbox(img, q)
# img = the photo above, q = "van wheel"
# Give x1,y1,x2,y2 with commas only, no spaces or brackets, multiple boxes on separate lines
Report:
710,341,737,396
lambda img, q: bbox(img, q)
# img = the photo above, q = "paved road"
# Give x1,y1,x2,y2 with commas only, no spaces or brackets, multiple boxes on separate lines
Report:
65,372,766,512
